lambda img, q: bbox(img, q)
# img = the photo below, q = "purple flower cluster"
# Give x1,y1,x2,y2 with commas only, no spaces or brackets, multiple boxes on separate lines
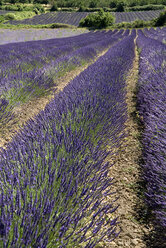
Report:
0,29,88,46
0,31,135,247
143,27,166,43
0,30,123,96
137,30,166,228
0,30,127,127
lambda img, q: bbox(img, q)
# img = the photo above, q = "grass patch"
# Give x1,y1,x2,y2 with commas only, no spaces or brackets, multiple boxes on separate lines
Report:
6,11,36,20
0,22,76,29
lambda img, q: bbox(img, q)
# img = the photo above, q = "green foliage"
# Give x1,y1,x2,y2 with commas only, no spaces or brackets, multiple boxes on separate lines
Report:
5,13,16,20
113,19,153,28
33,0,49,3
0,0,3,6
79,9,115,28
153,9,166,26
116,1,125,12
10,0,19,3
0,14,5,22
102,7,111,12
78,5,86,12
89,0,97,8
126,4,165,11
109,0,117,8
50,2,58,11
16,4,24,11
33,4,45,13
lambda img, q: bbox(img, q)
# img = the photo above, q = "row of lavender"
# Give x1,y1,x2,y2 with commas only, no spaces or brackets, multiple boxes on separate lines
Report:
0,31,136,247
0,29,89,46
5,10,161,26
143,26,166,43
0,29,127,95
0,29,127,128
136,30,166,229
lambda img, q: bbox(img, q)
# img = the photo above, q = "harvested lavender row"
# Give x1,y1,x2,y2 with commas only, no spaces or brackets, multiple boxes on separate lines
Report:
144,27,166,43
136,30,166,229
0,31,136,247
0,29,89,46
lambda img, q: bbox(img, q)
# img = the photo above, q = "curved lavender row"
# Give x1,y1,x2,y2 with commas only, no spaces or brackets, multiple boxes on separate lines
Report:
0,99,14,129
136,30,166,228
144,27,166,43
5,12,90,27
5,10,161,26
0,30,120,87
0,30,112,68
0,29,89,46
115,10,161,23
0,30,124,99
0,31,136,247
0,30,124,130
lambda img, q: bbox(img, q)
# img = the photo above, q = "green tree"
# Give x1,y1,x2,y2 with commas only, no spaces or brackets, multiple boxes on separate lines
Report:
79,9,115,28
154,9,166,26
50,1,58,11
109,0,117,8
116,1,125,11
89,0,97,8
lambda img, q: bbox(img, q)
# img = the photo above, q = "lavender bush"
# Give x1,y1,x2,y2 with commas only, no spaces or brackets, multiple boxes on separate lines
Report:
137,30,166,229
0,31,135,247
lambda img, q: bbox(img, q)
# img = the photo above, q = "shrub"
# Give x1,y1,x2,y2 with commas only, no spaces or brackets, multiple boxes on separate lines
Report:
83,7,102,12
0,14,5,22
60,7,75,11
0,0,3,6
102,7,111,12
126,4,165,11
5,13,16,20
114,19,152,28
79,9,115,28
16,4,24,11
116,2,125,12
89,0,97,8
109,0,117,8
50,2,58,11
78,5,86,12
4,5,18,11
154,9,166,26
33,4,45,13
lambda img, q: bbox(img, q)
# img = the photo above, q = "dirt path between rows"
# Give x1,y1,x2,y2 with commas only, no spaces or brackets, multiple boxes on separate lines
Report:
0,48,109,149
101,37,153,248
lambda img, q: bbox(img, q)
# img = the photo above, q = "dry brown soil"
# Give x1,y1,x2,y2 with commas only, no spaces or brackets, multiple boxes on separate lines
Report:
99,39,153,248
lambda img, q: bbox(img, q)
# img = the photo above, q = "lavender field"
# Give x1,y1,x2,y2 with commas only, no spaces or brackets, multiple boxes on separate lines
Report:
0,28,88,45
4,10,162,27
0,27,166,247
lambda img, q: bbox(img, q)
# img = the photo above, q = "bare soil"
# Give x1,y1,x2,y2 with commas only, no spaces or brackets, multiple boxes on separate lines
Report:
101,39,153,248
